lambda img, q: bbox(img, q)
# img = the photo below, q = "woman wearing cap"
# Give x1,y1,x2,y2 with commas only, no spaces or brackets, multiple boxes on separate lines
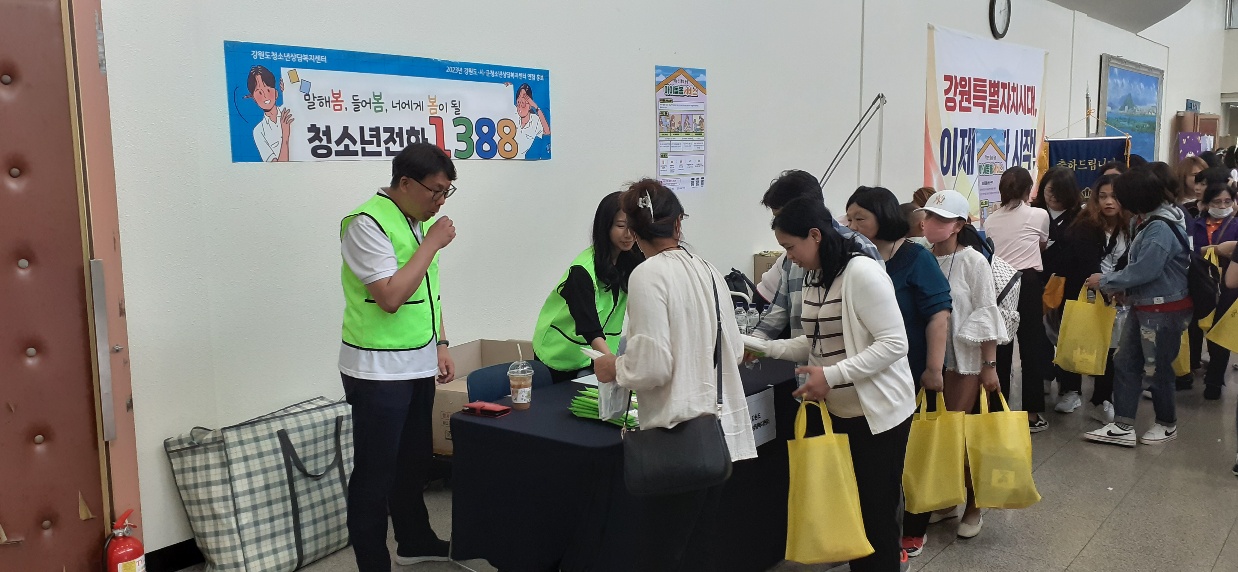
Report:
592,179,755,570
533,192,644,383
763,195,916,572
918,190,1007,539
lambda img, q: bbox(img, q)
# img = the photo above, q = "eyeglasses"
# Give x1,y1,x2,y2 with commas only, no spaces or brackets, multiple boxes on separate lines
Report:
407,176,456,200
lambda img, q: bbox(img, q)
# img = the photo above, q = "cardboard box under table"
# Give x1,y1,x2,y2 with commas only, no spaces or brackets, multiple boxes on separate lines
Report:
431,338,533,456
449,358,799,572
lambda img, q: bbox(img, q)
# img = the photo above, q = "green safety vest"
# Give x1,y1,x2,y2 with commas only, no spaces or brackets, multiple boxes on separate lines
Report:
533,247,627,371
340,194,441,351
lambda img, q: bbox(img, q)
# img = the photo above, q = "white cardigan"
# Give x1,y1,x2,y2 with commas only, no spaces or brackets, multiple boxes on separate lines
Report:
764,257,916,434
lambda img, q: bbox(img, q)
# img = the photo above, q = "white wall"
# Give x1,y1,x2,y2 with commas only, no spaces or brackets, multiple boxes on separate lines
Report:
1223,30,1238,94
99,0,1227,550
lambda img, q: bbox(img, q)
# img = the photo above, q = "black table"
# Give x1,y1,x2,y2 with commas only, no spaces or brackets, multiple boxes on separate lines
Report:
449,359,799,571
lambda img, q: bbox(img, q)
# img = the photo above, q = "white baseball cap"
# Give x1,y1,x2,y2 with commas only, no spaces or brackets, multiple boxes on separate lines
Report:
916,190,970,220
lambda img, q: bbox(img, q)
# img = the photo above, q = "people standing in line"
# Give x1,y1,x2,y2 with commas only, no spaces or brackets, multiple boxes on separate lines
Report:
1052,174,1130,425
917,190,1007,539
1175,156,1210,219
338,143,458,570
1034,167,1083,394
1191,183,1238,401
844,187,952,559
533,192,644,383
750,170,882,350
1083,169,1191,448
983,167,1054,429
1147,161,1203,390
762,196,916,572
592,179,756,571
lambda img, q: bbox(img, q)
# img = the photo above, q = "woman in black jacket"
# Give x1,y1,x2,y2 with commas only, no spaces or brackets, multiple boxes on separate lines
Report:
1036,167,1084,393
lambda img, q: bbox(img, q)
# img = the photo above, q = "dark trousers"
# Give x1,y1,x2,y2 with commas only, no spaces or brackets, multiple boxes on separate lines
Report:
997,269,1050,414
634,483,725,571
1057,348,1116,405
1205,340,1231,388
833,414,912,572
342,374,440,572
1190,321,1204,370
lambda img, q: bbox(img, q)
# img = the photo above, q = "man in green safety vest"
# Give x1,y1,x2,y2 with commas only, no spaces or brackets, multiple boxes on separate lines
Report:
339,142,457,570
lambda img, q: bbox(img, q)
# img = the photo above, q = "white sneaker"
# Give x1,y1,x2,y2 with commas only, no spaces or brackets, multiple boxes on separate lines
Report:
1088,401,1115,425
1140,424,1178,445
1084,423,1136,447
1142,389,1153,400
1055,391,1083,413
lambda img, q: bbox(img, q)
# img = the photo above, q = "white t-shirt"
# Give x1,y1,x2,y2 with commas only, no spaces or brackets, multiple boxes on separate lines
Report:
253,111,284,162
514,114,543,159
338,192,440,381
983,203,1050,271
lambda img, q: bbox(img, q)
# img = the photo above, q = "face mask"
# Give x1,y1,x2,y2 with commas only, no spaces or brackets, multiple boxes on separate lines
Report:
1210,207,1233,219
921,217,958,245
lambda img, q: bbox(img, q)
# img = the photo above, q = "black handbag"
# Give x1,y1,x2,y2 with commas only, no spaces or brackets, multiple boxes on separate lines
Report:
621,264,732,497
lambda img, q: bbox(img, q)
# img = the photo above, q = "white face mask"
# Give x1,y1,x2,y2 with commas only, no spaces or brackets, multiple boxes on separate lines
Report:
1210,207,1233,219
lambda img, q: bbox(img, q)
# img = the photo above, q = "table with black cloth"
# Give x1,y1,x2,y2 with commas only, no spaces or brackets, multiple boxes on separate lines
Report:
449,359,799,572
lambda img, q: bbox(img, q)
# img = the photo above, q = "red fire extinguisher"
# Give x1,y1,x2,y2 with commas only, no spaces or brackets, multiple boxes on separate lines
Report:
104,509,145,572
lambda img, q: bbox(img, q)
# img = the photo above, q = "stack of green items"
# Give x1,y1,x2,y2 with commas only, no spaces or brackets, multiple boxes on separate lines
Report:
568,388,638,429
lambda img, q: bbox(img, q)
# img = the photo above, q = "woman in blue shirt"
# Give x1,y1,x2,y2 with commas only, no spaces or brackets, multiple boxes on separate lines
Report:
846,186,952,558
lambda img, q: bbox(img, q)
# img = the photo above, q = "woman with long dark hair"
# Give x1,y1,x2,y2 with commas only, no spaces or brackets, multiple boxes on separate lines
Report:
764,196,916,572
1052,174,1130,423
533,192,644,382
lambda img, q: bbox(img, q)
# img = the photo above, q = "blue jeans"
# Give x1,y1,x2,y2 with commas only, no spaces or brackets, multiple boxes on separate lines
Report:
1112,308,1190,427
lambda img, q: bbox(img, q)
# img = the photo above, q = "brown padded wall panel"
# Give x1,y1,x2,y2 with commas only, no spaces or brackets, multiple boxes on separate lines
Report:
1,0,108,570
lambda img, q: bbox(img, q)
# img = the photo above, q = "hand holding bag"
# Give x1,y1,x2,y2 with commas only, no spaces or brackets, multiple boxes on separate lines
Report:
1054,287,1118,376
621,265,732,497
902,390,967,514
964,389,1041,509
785,400,873,564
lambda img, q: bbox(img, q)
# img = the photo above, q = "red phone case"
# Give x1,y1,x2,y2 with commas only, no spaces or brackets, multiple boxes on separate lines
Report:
462,401,512,418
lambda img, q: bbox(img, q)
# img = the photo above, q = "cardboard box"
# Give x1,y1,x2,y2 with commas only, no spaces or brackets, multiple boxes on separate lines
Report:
432,338,533,455
753,251,782,285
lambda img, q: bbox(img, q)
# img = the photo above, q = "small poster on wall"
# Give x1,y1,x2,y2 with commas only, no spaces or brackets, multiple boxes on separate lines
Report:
224,41,552,163
655,66,707,193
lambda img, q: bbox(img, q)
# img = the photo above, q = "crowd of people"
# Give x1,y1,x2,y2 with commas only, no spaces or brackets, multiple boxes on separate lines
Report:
338,142,1238,571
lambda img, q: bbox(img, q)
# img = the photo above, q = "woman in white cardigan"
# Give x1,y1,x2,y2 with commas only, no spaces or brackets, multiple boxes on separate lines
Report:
594,179,754,571
763,197,915,572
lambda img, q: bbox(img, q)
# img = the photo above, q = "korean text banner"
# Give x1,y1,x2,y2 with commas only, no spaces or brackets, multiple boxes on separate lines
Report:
924,26,1047,221
225,41,552,163
1046,137,1129,192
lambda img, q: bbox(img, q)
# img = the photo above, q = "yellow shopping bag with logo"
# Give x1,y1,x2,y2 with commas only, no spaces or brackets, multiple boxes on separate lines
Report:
786,400,873,564
1173,331,1191,377
1054,287,1117,376
964,389,1041,510
1206,302,1238,352
903,390,966,514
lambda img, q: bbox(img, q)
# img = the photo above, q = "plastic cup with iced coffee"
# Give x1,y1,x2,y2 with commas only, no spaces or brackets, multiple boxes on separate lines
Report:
508,360,534,410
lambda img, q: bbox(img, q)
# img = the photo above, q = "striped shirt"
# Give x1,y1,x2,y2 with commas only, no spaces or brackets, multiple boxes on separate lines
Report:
803,277,862,418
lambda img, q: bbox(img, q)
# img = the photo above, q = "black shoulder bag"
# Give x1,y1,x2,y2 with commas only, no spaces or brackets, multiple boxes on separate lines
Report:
621,263,732,497
1147,216,1218,321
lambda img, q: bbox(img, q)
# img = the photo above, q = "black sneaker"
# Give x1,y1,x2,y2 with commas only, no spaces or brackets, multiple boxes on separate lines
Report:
1176,375,1194,391
1029,416,1049,433
1205,385,1222,400
395,539,451,566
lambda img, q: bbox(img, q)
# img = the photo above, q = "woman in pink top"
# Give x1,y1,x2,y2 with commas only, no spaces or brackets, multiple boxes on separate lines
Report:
982,167,1053,431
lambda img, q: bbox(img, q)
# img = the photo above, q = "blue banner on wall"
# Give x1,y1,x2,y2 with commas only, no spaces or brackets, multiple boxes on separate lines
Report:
225,41,551,163
1046,137,1129,191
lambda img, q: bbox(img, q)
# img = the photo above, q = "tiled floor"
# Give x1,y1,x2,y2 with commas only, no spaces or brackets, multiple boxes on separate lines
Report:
179,373,1238,572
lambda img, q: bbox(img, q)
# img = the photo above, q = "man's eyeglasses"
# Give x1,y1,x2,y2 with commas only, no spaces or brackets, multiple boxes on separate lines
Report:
407,176,457,200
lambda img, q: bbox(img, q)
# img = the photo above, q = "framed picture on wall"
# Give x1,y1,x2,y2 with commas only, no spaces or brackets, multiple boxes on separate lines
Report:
1096,54,1164,161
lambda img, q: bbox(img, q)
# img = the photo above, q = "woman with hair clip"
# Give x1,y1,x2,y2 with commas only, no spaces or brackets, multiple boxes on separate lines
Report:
592,179,754,571
533,192,644,383
1052,174,1130,424
762,196,915,572
845,186,951,559
917,190,1007,539
1191,183,1238,400
984,166,1053,429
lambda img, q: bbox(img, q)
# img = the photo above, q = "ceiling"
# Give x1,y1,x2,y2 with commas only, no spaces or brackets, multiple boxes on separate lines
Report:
1044,0,1194,32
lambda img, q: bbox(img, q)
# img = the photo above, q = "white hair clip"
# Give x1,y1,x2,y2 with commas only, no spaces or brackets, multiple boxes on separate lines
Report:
638,191,655,219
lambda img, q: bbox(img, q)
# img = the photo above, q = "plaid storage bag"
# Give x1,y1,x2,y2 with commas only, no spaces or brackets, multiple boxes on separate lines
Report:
164,397,353,572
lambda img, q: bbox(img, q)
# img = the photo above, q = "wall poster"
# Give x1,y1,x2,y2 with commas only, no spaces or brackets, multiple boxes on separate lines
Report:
656,66,707,193
1097,54,1163,161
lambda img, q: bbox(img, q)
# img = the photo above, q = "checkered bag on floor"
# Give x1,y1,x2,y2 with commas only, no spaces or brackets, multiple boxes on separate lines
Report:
165,397,353,572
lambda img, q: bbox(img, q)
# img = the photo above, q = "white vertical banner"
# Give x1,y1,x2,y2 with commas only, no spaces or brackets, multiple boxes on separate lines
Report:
655,66,707,193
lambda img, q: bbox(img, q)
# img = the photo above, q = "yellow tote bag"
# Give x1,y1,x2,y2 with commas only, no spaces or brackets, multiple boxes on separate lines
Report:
1206,302,1238,352
903,390,966,514
964,389,1041,510
785,401,874,564
1042,274,1066,313
1172,331,1191,377
1054,287,1117,376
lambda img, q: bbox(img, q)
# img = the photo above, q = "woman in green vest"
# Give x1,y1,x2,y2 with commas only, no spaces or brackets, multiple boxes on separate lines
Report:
534,191,644,382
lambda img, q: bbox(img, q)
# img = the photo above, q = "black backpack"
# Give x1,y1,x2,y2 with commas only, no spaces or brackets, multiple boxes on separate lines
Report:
724,268,761,307
1145,216,1218,320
